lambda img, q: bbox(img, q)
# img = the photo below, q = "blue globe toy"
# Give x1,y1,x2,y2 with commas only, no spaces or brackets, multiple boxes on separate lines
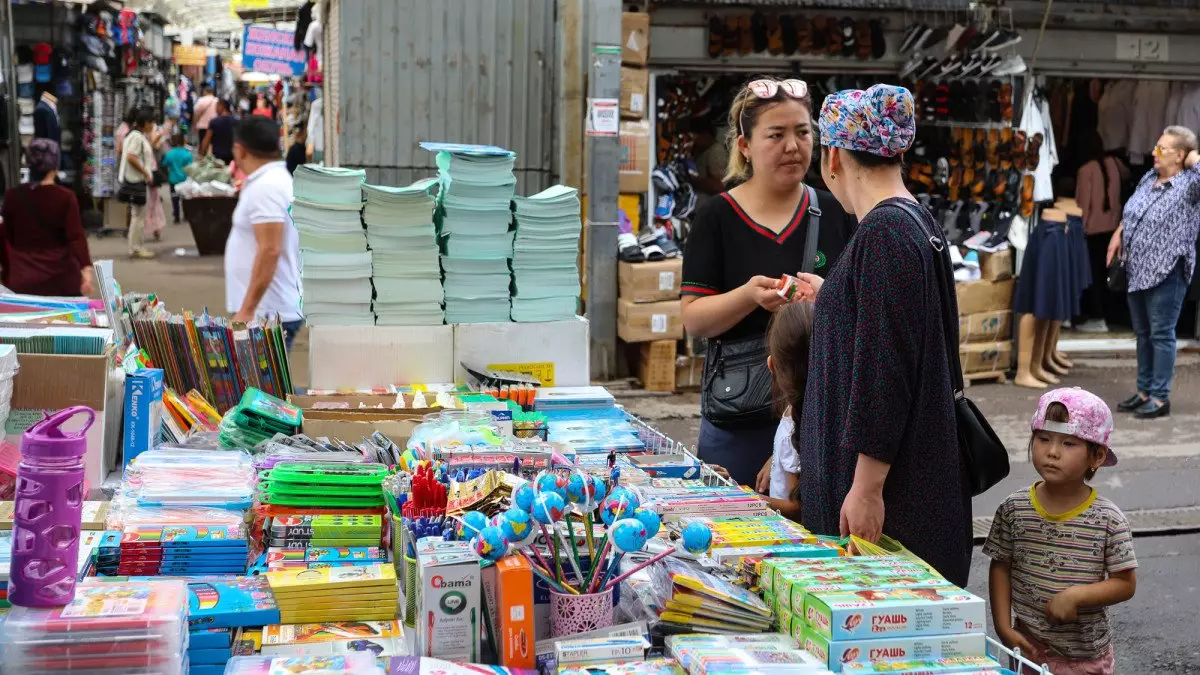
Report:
680,522,712,554
513,482,537,511
590,475,608,505
609,517,649,553
600,487,640,526
500,508,536,545
565,472,592,505
535,472,568,500
458,511,489,540
532,491,567,525
632,508,661,538
472,525,509,562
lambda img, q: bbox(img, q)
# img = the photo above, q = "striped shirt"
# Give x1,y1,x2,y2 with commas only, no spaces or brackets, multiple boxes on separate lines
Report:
983,485,1137,659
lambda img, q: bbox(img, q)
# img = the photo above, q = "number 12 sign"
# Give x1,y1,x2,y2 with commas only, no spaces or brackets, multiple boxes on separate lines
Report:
1116,34,1169,62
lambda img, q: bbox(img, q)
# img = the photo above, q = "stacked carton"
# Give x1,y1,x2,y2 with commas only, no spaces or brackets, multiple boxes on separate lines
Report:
956,266,1015,378
619,12,651,194
618,259,684,392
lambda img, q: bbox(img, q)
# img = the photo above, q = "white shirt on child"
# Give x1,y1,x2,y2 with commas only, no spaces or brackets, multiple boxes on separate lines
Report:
769,415,799,500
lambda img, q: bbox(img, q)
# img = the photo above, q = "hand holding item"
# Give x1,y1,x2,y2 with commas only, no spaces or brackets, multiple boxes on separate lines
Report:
1106,229,1123,267
793,272,824,301
997,625,1040,661
839,482,885,544
755,458,772,493
1045,587,1080,625
80,266,95,297
745,275,789,312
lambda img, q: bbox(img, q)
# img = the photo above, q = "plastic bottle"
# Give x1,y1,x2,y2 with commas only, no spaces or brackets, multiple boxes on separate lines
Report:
7,406,95,607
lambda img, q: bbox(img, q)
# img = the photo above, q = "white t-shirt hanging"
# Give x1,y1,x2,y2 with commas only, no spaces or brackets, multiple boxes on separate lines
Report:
1020,88,1057,203
769,414,800,500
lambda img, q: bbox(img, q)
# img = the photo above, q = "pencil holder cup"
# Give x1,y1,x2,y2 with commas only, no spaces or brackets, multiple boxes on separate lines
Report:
550,587,614,637
403,555,418,627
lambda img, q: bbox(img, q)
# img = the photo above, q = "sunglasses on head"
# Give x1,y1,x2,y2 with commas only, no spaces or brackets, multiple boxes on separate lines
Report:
739,79,809,137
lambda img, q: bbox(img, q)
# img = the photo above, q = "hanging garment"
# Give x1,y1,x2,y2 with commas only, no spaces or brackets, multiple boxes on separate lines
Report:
1020,88,1058,203
1097,80,1138,152
295,1,316,51
1128,80,1171,160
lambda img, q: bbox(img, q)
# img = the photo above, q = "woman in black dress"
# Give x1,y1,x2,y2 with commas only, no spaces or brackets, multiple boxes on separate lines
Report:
797,84,972,586
681,78,855,487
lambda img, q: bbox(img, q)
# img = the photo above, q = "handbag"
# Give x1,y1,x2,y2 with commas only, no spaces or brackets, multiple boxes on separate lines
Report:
701,186,821,429
150,166,169,188
890,199,1010,496
1106,257,1127,293
117,180,147,205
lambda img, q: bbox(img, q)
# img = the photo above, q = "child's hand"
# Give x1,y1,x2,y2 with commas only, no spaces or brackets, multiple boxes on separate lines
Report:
1046,588,1081,625
756,457,772,493
708,464,731,480
997,626,1040,660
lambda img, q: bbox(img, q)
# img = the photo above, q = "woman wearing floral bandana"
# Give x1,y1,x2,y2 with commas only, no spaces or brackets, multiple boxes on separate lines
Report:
796,84,972,585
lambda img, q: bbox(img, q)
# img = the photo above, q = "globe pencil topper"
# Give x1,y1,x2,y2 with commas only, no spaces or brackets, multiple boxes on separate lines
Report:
513,481,537,512
601,522,714,591
472,525,508,563
458,511,489,541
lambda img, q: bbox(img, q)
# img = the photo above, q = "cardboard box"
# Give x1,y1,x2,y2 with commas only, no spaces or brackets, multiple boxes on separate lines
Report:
676,355,704,389
299,410,425,446
619,259,683,303
638,340,676,392
287,393,437,414
803,587,986,641
618,299,683,343
955,278,1014,316
801,628,988,673
453,318,590,387
7,352,122,494
122,368,163,467
979,249,1013,281
621,12,650,66
620,67,648,119
481,556,535,669
308,325,454,391
619,120,651,194
958,311,1011,344
960,341,1013,375
415,539,480,661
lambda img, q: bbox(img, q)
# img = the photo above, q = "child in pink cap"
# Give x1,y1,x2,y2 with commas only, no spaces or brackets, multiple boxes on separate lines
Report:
983,387,1137,675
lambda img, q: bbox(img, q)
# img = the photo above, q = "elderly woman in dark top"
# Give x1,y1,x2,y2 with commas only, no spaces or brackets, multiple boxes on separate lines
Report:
795,85,972,586
0,140,94,296
1107,126,1200,420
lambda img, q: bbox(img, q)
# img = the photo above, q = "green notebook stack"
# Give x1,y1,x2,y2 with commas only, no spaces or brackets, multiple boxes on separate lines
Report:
257,462,389,509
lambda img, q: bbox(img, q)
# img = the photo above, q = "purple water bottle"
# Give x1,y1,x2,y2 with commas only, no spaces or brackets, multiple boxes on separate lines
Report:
7,406,95,607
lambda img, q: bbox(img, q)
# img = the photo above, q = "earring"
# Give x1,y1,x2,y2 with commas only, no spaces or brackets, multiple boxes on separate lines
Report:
830,172,837,180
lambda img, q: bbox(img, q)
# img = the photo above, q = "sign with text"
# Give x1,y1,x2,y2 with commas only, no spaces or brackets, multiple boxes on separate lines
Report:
173,44,208,66
242,24,306,76
1115,34,1169,62
230,0,269,18
207,32,234,50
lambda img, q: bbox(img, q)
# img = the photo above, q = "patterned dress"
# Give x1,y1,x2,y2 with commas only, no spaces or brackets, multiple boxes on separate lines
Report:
799,198,973,586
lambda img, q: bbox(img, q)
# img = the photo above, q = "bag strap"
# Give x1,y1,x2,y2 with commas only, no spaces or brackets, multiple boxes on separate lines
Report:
885,199,966,395
800,185,822,275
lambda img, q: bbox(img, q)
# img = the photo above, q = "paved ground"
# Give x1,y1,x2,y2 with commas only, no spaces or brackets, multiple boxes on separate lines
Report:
89,222,1200,673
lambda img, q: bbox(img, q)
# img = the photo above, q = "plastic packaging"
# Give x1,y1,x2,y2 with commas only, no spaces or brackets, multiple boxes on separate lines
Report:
8,406,94,607
223,653,384,674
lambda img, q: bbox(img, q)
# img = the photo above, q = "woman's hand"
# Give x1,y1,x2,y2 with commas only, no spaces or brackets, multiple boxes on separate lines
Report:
839,482,885,543
794,273,824,301
1186,150,1199,170
744,275,788,312
756,457,773,493
1106,226,1123,267
80,267,95,297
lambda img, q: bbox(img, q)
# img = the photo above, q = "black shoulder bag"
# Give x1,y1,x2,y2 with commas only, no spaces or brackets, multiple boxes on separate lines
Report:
701,186,821,429
890,199,1010,496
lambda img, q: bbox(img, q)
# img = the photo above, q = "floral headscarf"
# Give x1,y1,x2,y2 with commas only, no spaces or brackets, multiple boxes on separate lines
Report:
818,84,916,158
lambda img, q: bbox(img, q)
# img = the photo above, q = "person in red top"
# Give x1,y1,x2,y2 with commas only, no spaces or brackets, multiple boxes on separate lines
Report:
0,140,94,296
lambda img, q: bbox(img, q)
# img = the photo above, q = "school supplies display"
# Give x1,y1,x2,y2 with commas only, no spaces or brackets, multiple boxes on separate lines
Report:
219,388,304,448
266,563,400,624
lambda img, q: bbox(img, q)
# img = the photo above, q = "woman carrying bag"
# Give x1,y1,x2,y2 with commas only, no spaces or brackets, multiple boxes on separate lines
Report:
119,107,157,259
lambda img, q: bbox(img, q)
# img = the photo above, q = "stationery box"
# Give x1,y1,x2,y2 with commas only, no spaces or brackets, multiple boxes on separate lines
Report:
621,12,650,65
481,555,536,669
618,259,683,303
628,453,700,479
619,121,652,194
802,627,988,673
618,299,683,343
839,656,1003,673
123,368,164,466
620,67,648,119
556,636,650,667
958,311,1011,344
803,586,986,641
416,540,480,662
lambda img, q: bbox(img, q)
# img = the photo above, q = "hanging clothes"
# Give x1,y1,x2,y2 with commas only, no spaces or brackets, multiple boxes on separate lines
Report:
1097,80,1138,152
1020,87,1058,203
1128,80,1171,162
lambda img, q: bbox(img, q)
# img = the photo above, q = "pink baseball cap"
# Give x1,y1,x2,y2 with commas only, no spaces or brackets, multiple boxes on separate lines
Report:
1031,387,1117,466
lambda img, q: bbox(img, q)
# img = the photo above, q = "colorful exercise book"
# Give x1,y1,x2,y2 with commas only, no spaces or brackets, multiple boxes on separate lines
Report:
187,576,281,629
261,620,405,646
266,563,398,597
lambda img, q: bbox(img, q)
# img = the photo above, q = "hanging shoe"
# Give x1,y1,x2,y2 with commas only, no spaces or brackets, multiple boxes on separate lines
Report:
751,12,769,53
766,14,784,55
780,14,797,55
855,19,871,60
899,23,924,54
707,16,724,58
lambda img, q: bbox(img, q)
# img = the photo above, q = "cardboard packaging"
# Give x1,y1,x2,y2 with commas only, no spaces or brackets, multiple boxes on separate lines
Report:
960,341,1013,374
621,12,650,66
618,299,683,343
454,318,590,387
619,259,683,303
801,628,988,673
620,67,648,119
300,410,425,447
676,355,704,390
979,249,1014,281
308,325,454,391
639,340,677,392
619,120,651,194
958,311,1011,344
803,587,986,641
481,556,536,669
122,368,164,466
7,352,122,494
955,278,1014,316
415,540,480,661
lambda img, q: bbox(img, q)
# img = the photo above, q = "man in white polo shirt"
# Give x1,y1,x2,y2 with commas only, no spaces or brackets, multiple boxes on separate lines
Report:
225,116,304,347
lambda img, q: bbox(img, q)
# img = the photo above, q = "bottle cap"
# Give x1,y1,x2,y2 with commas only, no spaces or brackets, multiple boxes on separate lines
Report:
20,406,95,460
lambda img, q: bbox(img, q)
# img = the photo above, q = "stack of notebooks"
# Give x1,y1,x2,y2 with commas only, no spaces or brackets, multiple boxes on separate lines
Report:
265,545,389,572
648,558,774,635
0,325,113,355
511,185,583,322
0,579,190,675
189,627,235,675
266,563,400,624
186,577,281,674
424,142,518,323
292,165,373,326
256,462,388,510
259,619,407,658
363,179,445,325
105,525,250,576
